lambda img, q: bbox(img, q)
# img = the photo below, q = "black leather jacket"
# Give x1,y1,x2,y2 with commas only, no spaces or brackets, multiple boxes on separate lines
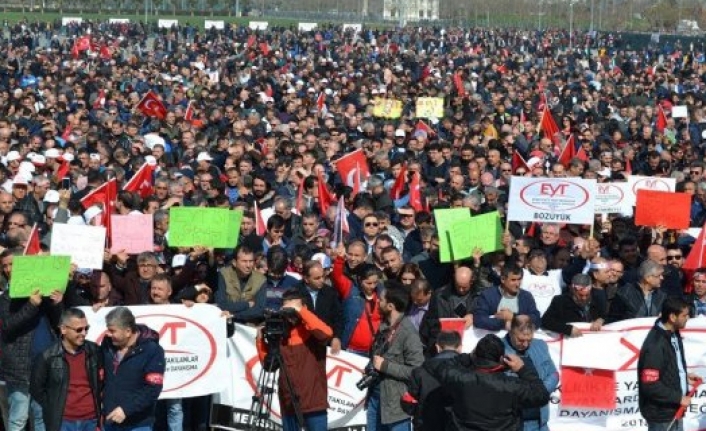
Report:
30,341,103,431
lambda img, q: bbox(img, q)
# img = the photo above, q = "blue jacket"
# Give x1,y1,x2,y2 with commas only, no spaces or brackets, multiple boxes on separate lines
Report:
503,335,559,431
340,282,383,349
101,324,165,428
473,288,541,331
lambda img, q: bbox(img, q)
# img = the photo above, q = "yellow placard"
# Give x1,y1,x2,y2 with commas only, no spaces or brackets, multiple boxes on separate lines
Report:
372,98,402,119
415,97,444,118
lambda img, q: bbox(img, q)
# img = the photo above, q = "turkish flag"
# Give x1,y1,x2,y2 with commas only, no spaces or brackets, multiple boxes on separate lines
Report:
557,135,577,168
408,172,423,212
539,106,560,143
23,224,41,255
683,223,706,293
254,201,266,236
75,35,91,51
123,162,155,199
93,89,106,109
511,150,529,174
415,119,436,136
316,170,335,216
389,164,407,200
99,45,112,60
81,178,117,243
184,100,194,121
656,104,668,133
136,91,167,120
56,157,70,180
259,42,270,56
335,149,369,196
453,71,466,97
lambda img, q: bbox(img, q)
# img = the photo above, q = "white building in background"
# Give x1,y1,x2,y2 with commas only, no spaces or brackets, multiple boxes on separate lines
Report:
383,0,439,22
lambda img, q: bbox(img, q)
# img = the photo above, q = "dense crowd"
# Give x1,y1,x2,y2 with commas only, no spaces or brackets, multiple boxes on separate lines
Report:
0,17,705,431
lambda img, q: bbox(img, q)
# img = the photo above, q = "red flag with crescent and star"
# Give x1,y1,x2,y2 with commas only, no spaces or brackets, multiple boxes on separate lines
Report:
335,149,369,196
136,91,167,120
123,162,155,198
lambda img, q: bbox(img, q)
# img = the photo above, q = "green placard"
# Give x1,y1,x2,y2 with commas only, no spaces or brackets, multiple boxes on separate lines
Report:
10,255,71,298
169,208,243,249
434,208,473,263
467,211,504,254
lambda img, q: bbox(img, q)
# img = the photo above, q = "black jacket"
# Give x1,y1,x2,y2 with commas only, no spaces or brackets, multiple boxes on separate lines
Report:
607,283,666,323
541,291,607,336
638,321,687,423
30,341,103,431
297,282,344,341
402,351,457,431
428,356,550,431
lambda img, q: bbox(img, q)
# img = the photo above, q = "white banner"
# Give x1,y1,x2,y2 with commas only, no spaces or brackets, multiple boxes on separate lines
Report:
248,21,269,30
204,20,225,30
298,22,318,31
61,17,83,25
342,23,362,33
82,304,228,399
507,177,597,224
595,182,632,214
158,19,179,28
626,176,676,207
51,224,106,269
212,318,706,431
108,18,130,23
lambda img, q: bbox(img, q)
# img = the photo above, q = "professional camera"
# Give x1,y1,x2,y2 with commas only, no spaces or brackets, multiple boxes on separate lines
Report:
356,363,380,391
261,308,299,371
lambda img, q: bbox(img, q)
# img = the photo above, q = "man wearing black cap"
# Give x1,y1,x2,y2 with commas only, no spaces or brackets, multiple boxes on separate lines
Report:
428,333,550,431
541,273,607,337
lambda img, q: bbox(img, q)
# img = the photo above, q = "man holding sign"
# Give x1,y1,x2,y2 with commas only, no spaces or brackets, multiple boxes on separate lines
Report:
0,249,65,431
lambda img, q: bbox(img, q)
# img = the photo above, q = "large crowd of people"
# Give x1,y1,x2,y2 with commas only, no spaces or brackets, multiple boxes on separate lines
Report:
0,17,705,431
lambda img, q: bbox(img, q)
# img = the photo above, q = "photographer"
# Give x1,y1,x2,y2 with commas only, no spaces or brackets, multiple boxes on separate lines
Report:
363,281,424,431
255,288,333,431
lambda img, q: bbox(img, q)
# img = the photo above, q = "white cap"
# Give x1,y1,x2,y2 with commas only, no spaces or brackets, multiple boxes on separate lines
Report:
43,189,60,203
144,133,165,150
18,161,35,174
6,151,21,162
89,153,101,161
171,254,188,268
1,180,12,193
144,155,158,166
61,153,75,162
12,175,29,186
45,148,61,158
31,154,46,165
597,167,612,178
196,152,213,162
83,205,103,223
527,156,543,169
394,129,405,137
311,252,332,269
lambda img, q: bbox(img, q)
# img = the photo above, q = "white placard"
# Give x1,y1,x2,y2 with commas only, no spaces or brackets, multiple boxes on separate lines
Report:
204,20,225,30
626,175,676,207
158,19,179,28
61,17,83,25
50,224,106,269
248,21,269,30
672,105,689,118
298,22,318,31
108,18,130,23
83,304,228,399
342,23,362,33
208,70,219,83
595,182,632,214
507,176,597,225
561,331,627,369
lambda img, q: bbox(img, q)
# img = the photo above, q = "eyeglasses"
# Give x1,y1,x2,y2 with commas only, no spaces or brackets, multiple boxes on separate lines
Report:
501,169,512,172
65,325,90,333
572,284,592,291
365,223,379,227
516,170,527,175
667,255,683,261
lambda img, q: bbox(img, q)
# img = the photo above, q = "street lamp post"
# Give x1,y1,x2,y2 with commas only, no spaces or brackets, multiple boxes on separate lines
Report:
569,1,574,50
590,0,594,31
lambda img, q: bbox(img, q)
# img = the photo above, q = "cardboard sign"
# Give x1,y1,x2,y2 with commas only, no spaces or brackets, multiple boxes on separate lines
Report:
372,98,402,119
110,214,154,254
434,208,472,262
507,177,597,225
169,208,242,248
672,105,688,118
9,256,71,298
415,97,444,118
51,224,106,270
635,189,691,229
626,175,676,206
440,318,466,338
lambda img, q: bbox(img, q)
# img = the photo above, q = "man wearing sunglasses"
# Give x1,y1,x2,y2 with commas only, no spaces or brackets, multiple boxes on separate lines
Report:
31,308,102,431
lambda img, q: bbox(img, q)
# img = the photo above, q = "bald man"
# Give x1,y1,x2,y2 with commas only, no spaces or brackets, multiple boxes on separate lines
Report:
648,244,686,299
429,266,476,329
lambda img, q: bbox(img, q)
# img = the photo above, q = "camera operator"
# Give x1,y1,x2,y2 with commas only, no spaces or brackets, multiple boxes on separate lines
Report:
255,288,333,431
363,281,424,431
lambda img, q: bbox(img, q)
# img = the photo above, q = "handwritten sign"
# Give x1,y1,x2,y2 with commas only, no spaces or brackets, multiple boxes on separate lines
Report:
415,97,444,118
561,366,616,409
111,214,154,254
635,189,690,229
372,98,402,119
51,224,106,270
10,256,71,298
169,208,242,248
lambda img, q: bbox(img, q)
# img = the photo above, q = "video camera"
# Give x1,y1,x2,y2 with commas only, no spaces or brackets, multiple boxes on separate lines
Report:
261,308,299,371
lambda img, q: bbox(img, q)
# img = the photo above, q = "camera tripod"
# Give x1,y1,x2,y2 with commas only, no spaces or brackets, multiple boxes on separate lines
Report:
248,347,306,431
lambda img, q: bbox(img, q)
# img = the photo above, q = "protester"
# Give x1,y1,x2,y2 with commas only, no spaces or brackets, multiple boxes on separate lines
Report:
31,308,102,431
638,297,701,431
